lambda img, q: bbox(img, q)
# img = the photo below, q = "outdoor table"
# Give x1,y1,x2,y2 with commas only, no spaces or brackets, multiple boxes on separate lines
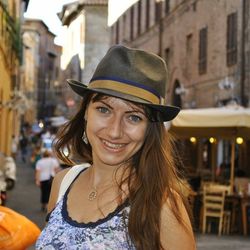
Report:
225,193,250,235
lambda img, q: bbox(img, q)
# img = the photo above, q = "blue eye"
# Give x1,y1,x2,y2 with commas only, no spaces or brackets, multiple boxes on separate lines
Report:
97,107,109,114
129,115,142,123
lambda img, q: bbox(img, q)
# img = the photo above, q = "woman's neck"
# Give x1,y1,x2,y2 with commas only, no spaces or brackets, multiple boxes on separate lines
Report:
91,158,130,188
87,160,131,203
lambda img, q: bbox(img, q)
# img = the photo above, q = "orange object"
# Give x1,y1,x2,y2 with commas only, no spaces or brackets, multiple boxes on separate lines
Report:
0,205,41,250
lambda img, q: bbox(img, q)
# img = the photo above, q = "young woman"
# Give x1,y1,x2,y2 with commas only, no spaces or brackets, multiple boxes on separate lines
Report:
36,45,196,249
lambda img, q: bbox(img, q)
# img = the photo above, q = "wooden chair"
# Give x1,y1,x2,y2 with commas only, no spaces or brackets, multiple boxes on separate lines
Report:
202,185,231,235
211,184,232,195
201,182,232,195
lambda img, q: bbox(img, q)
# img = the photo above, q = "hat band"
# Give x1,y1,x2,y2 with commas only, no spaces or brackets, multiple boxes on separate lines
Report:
89,79,161,104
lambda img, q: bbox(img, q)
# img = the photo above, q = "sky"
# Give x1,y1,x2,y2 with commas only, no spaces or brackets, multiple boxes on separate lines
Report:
108,0,138,26
24,0,138,45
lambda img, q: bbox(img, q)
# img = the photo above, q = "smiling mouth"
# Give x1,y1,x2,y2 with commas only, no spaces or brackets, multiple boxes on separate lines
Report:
102,139,126,150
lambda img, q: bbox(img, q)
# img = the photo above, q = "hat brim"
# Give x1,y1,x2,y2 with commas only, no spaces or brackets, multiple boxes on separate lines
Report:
67,79,180,121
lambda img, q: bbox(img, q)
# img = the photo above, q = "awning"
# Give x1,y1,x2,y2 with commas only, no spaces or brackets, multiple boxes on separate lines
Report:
169,106,250,192
170,106,250,139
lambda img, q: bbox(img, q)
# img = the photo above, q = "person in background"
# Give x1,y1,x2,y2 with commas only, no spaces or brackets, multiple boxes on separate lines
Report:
11,135,18,160
30,145,42,169
19,133,28,163
36,45,195,249
35,150,60,212
31,133,41,148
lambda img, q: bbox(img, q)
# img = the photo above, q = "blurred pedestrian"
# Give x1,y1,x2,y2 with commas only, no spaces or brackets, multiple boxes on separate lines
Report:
30,145,42,169
31,133,41,148
11,135,18,160
35,150,59,212
19,134,28,163
36,45,195,249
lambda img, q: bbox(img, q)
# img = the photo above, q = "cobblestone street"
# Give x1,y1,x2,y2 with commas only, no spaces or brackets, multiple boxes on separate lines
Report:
5,154,250,250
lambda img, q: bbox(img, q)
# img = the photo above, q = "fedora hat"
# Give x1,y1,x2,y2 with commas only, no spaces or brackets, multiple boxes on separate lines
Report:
67,45,180,121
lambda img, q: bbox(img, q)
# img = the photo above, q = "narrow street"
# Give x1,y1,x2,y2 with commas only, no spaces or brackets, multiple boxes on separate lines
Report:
5,152,250,250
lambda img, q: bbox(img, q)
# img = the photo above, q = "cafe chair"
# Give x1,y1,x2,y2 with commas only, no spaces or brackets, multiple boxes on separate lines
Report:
202,185,231,235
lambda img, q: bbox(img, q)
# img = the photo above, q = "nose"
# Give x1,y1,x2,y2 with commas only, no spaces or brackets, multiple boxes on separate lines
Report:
106,115,123,139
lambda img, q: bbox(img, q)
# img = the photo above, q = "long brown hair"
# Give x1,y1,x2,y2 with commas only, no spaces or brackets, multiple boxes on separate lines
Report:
127,121,191,249
54,92,191,250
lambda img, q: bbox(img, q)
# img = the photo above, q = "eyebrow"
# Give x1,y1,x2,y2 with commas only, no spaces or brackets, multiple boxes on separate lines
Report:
97,100,146,116
125,110,146,116
98,100,113,109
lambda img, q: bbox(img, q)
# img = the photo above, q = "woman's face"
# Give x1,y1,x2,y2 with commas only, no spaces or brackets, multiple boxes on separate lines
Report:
85,95,148,168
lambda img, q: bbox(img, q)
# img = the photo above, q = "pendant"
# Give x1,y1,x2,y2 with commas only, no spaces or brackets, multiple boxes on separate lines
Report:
88,189,97,201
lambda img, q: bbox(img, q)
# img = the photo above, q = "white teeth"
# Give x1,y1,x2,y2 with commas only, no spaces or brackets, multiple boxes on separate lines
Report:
102,140,124,149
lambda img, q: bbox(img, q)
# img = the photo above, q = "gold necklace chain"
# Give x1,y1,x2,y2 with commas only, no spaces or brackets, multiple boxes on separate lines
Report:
87,166,117,202
88,166,97,201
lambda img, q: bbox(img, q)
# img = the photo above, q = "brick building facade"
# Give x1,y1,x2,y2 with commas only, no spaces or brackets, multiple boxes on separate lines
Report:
111,0,250,109
110,0,250,182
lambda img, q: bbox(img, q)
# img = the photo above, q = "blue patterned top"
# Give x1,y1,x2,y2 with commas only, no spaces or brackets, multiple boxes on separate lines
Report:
36,169,135,250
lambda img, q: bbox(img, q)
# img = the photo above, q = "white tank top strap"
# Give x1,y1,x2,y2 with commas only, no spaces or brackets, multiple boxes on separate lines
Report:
57,163,90,203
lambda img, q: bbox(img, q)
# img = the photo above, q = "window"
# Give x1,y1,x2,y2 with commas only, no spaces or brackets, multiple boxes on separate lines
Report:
165,0,170,14
130,6,134,40
164,48,170,65
227,12,237,66
186,34,193,77
122,15,126,42
146,0,150,29
115,20,119,44
186,34,193,56
137,0,141,35
155,1,161,23
198,27,207,74
111,25,114,41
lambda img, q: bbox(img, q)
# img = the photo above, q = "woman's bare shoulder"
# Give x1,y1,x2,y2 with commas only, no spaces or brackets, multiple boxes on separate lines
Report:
54,167,71,182
47,167,71,213
160,191,196,250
